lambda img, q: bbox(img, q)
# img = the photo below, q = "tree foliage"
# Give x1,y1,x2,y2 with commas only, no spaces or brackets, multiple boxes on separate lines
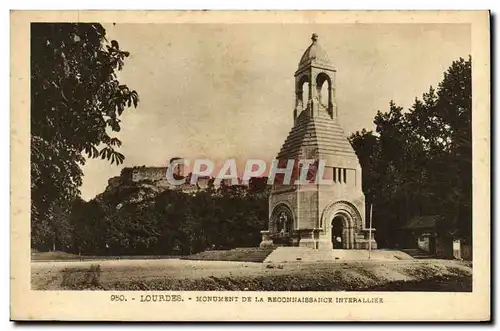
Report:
349,57,472,247
61,182,270,256
31,23,139,249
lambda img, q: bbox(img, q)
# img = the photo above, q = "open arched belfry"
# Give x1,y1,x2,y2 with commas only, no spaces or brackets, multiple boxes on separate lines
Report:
260,34,377,250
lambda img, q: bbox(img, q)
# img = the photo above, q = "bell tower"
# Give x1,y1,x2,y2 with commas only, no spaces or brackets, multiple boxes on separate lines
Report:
293,33,338,124
260,34,377,250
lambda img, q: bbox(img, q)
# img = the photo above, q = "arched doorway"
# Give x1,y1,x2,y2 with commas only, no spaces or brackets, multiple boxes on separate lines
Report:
331,215,345,249
321,201,363,249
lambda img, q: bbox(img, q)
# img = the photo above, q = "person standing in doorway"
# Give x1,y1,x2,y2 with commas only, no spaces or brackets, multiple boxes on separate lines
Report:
336,236,342,249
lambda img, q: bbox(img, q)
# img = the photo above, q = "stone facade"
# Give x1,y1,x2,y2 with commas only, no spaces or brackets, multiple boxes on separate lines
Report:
260,34,377,250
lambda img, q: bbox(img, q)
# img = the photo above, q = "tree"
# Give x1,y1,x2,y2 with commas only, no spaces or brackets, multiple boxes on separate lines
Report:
424,57,472,241
349,57,472,246
31,23,139,250
348,129,380,205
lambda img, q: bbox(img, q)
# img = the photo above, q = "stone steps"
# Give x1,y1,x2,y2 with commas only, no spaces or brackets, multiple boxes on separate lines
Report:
400,248,435,259
264,247,415,263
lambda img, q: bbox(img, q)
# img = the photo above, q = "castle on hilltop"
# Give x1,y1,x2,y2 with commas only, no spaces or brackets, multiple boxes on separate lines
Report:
105,158,246,195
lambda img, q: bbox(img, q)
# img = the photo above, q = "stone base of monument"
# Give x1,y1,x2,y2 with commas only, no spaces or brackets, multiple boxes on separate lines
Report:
354,239,378,250
297,232,315,248
316,239,334,250
355,228,378,249
298,239,316,249
259,229,378,250
296,229,317,249
263,247,412,263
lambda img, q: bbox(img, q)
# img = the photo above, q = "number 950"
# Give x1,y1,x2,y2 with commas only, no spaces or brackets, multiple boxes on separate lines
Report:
110,294,126,301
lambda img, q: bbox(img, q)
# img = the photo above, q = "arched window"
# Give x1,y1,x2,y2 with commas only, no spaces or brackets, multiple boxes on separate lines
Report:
296,75,310,116
316,72,332,114
302,81,310,107
320,82,329,108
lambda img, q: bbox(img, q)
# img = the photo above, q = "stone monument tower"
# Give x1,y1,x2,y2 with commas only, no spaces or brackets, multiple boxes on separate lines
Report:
260,34,377,250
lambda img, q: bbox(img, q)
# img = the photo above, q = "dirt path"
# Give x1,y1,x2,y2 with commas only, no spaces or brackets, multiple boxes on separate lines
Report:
31,258,472,291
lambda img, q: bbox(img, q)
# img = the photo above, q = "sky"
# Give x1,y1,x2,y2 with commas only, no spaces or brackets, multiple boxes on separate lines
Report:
80,23,470,200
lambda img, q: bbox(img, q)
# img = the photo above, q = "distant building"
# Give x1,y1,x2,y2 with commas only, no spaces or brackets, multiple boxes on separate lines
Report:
169,157,187,178
399,215,441,254
118,163,248,194
195,176,212,190
131,166,168,182
398,215,471,260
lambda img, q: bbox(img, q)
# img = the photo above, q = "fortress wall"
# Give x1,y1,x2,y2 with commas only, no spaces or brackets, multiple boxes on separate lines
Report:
130,167,168,182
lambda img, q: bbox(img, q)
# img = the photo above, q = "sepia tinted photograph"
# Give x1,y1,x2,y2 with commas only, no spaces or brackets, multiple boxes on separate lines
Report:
10,10,490,321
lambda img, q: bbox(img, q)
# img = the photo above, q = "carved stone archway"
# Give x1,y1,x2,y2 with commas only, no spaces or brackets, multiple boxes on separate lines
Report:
269,203,295,235
320,201,363,249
